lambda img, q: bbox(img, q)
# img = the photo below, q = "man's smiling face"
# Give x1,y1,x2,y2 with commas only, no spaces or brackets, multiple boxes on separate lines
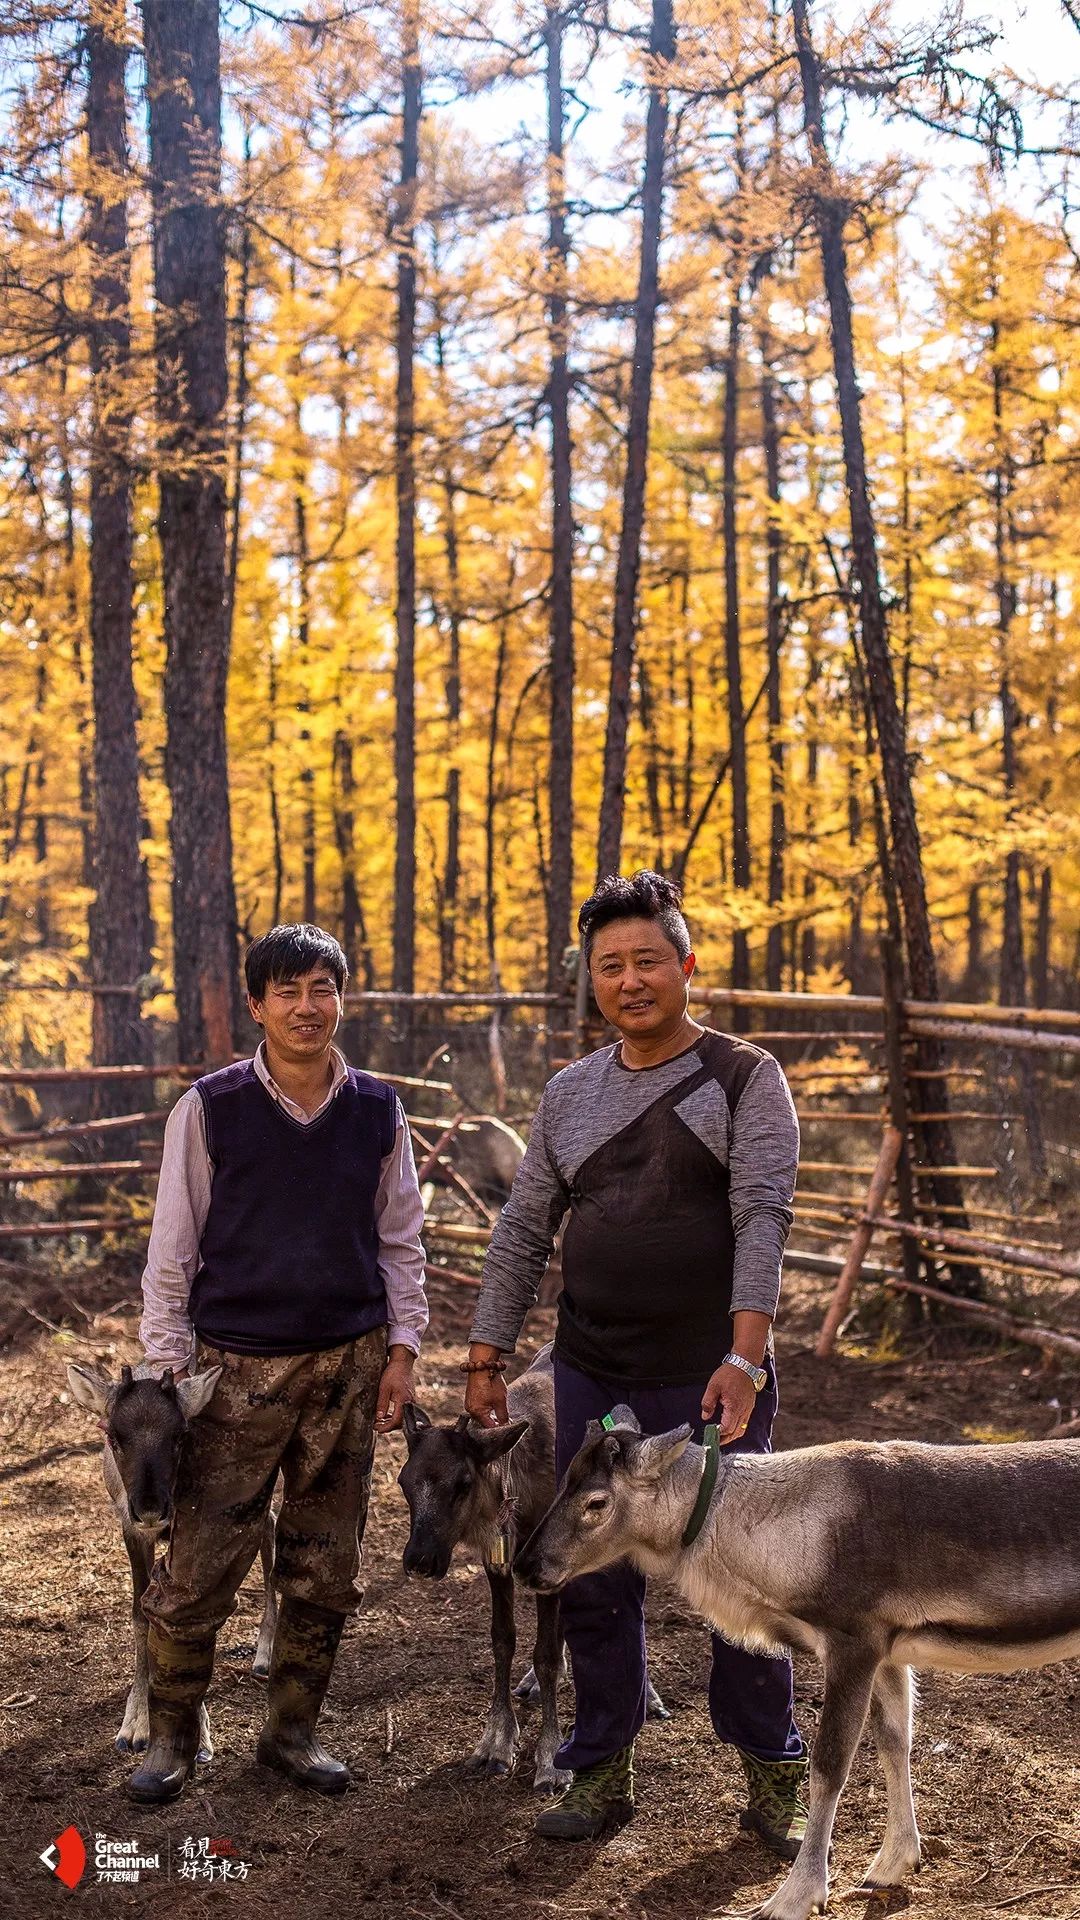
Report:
248,965,343,1064
587,916,695,1041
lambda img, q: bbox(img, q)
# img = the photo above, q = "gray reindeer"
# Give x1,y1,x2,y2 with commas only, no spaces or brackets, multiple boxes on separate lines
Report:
515,1409,1080,1920
67,1360,277,1760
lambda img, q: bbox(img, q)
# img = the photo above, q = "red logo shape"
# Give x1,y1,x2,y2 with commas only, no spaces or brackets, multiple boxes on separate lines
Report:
39,1826,87,1890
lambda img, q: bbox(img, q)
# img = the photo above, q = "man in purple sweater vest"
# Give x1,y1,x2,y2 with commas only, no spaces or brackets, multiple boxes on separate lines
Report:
465,873,808,1855
131,924,428,1805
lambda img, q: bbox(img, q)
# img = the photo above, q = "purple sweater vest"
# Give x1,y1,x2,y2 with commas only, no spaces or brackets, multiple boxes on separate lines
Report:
189,1060,397,1356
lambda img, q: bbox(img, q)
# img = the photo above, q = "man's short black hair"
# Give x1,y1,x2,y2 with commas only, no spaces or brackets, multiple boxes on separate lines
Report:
245,924,348,1002
577,871,692,965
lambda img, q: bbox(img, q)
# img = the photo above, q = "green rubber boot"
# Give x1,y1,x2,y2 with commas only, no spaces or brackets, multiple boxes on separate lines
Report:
126,1624,215,1806
737,1751,809,1861
534,1743,635,1841
256,1598,350,1795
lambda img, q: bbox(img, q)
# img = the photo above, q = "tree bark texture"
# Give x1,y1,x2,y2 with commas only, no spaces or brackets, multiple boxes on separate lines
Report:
596,0,674,880
87,2,151,1078
144,0,235,1066
545,4,575,986
392,0,421,991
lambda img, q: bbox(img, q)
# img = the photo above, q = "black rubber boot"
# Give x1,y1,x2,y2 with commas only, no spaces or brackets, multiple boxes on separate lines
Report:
126,1625,216,1806
534,1743,635,1841
256,1598,350,1795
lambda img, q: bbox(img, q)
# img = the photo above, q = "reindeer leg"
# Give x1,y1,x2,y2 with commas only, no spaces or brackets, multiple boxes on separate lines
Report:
252,1503,278,1680
466,1567,519,1778
116,1527,155,1753
531,1593,569,1792
752,1639,880,1920
861,1662,921,1889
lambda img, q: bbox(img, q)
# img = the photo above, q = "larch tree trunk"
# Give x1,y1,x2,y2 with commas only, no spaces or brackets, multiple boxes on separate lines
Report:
761,348,787,994
596,0,675,879
433,286,462,988
791,0,981,1284
290,258,316,925
144,0,235,1065
392,0,421,991
721,277,749,987
544,2,575,986
87,1,152,1081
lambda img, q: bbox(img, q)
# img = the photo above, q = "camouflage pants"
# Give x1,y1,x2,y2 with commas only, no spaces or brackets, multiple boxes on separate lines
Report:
143,1329,387,1637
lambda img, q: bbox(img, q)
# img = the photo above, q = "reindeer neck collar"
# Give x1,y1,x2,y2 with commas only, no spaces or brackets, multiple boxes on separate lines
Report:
680,1425,720,1548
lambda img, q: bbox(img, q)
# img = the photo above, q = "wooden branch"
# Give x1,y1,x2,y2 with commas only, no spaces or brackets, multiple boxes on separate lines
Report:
0,1110,169,1148
0,1219,138,1240
0,1162,159,1183
0,1065,196,1085
868,1215,1080,1281
410,1123,495,1225
414,1112,465,1184
423,1219,494,1244
872,1273,1080,1362
816,1127,903,1356
345,990,565,1008
424,1260,482,1289
908,1018,1080,1056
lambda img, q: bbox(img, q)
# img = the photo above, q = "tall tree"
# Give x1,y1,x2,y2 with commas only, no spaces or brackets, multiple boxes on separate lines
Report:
392,0,421,991
86,0,152,1076
143,0,235,1064
790,0,980,1285
596,0,675,879
544,1,575,983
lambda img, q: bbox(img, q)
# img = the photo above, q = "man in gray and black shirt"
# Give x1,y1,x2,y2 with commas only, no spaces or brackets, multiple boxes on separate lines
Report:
464,871,808,1852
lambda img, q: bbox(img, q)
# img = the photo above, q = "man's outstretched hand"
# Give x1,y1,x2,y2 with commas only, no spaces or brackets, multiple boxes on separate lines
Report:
701,1361,757,1446
375,1346,416,1432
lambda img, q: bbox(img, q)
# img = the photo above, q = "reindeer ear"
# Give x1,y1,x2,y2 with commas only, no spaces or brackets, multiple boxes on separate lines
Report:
468,1419,530,1462
66,1362,113,1416
175,1367,222,1421
454,1413,471,1434
403,1402,431,1447
630,1424,693,1482
159,1368,177,1397
606,1404,641,1434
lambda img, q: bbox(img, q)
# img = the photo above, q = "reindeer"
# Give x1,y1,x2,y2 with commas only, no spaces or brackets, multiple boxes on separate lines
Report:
66,1360,278,1760
398,1348,666,1792
515,1409,1080,1920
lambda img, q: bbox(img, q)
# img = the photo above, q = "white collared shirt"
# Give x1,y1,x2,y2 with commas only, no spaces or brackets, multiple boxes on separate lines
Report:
139,1042,428,1370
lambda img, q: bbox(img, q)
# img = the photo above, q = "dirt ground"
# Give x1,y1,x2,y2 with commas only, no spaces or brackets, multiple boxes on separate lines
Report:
2,1265,1079,1920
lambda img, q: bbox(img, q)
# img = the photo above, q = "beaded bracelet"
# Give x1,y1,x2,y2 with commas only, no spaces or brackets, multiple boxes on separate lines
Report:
459,1357,507,1376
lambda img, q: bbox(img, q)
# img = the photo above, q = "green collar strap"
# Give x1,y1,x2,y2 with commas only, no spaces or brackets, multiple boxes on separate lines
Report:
681,1423,719,1548
600,1413,719,1549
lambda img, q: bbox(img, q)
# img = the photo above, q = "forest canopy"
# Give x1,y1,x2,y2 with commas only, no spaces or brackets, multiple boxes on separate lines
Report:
1,0,1078,1066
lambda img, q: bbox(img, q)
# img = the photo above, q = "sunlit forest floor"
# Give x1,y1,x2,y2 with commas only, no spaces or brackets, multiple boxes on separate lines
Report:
2,1272,1079,1919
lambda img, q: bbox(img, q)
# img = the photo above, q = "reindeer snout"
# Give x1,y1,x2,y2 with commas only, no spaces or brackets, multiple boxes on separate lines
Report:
402,1535,451,1580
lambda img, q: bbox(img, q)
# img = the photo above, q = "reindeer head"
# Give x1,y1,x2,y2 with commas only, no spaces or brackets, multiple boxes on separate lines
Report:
513,1406,693,1593
67,1362,221,1532
398,1404,530,1579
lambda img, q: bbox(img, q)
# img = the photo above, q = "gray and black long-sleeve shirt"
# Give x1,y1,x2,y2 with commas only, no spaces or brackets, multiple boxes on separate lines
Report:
470,1029,799,1385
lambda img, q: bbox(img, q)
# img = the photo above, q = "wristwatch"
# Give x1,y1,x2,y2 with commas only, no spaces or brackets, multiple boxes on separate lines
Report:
722,1351,768,1392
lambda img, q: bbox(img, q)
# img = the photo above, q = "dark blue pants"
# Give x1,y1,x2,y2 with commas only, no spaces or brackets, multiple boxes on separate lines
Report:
553,1353,805,1772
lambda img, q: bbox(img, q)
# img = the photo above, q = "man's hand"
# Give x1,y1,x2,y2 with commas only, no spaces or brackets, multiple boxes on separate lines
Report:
464,1343,509,1427
702,1362,757,1446
375,1346,416,1433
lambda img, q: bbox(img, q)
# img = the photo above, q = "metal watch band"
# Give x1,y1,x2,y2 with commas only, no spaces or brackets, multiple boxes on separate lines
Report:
722,1351,767,1391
